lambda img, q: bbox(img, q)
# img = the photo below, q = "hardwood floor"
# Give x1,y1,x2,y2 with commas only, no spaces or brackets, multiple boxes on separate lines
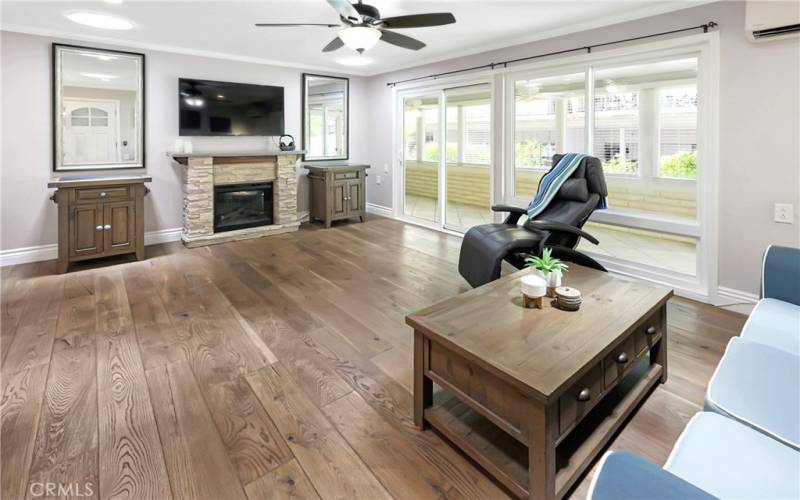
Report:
1,215,746,500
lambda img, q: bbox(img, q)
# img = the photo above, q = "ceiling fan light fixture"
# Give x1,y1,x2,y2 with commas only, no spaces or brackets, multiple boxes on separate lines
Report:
337,26,381,52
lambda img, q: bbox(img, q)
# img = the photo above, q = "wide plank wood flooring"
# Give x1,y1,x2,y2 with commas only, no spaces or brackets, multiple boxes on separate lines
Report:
1,215,746,499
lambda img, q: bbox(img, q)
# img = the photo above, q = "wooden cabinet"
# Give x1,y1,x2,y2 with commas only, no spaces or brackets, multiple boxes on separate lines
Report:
49,176,151,273
306,164,369,228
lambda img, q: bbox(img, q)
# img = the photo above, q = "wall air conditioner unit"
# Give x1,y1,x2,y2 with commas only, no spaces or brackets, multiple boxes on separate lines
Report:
746,1,800,42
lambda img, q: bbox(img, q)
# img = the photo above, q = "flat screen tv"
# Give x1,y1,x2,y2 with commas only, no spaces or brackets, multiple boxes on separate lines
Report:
179,78,284,136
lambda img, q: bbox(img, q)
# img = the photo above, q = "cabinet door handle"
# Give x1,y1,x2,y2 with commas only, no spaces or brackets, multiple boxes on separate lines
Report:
616,352,629,364
646,326,657,335
100,192,108,198
96,225,103,232
577,388,591,402
103,224,111,231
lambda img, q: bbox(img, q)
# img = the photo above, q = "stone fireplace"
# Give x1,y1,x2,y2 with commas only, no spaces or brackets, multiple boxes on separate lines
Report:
169,151,303,247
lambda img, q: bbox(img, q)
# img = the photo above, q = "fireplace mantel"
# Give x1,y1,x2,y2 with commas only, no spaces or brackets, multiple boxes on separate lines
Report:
169,151,305,247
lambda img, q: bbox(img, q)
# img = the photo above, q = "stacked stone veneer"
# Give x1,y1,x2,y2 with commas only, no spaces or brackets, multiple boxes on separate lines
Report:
180,154,300,247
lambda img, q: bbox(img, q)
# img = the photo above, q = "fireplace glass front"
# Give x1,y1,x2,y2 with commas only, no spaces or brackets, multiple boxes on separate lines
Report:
214,182,273,233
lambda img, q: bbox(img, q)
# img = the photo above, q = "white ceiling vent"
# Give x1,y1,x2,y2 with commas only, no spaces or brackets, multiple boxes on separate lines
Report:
746,1,800,42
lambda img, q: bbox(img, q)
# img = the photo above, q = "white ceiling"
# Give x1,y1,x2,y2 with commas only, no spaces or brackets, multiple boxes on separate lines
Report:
1,1,707,76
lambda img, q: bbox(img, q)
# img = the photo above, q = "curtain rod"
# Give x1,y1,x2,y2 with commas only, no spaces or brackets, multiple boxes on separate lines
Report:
385,21,717,87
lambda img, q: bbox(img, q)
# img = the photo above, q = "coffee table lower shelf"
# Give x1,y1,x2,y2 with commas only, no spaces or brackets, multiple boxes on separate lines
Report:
424,361,663,499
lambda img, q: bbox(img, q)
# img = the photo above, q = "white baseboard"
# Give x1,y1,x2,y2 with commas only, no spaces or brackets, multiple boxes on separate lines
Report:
0,227,183,267
715,286,758,314
366,203,393,217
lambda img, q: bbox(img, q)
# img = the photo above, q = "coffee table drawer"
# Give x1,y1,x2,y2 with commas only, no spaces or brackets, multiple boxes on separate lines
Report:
603,334,638,388
559,362,604,435
428,341,527,436
633,313,663,356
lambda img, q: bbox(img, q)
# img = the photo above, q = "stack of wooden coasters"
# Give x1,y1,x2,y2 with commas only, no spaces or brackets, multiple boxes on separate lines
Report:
555,286,582,311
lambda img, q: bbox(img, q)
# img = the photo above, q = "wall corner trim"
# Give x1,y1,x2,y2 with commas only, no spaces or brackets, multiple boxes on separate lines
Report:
0,227,183,267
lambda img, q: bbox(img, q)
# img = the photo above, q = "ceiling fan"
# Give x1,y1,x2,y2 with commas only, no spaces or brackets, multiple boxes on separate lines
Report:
255,0,455,53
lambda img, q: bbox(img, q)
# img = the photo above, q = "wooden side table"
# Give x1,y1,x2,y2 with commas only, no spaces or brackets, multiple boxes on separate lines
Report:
48,175,151,273
305,164,369,227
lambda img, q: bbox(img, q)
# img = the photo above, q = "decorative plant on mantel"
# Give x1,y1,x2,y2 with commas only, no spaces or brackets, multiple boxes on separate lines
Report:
525,248,569,293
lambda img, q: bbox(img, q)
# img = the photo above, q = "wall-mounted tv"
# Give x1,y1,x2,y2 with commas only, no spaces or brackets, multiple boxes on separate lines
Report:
179,78,284,136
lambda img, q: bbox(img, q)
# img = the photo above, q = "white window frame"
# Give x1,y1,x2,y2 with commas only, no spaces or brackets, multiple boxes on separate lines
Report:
391,32,719,301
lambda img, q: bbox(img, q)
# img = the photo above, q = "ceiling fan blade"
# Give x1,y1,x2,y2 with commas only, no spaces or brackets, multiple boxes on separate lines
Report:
255,23,340,27
379,13,455,29
327,0,362,24
379,30,426,50
322,36,345,52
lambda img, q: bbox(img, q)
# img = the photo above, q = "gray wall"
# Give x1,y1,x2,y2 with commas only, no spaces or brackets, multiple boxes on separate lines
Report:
362,1,800,295
0,30,369,251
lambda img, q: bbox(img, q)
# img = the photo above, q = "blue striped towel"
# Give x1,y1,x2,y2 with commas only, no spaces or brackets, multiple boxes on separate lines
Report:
527,153,606,218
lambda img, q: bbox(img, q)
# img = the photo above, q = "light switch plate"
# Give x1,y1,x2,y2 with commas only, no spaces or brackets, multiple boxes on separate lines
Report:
774,203,794,224
376,175,382,185
383,163,389,173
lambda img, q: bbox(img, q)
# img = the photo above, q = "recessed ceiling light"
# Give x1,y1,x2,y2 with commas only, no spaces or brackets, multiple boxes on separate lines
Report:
217,94,225,99
337,56,373,67
67,12,134,30
103,0,124,4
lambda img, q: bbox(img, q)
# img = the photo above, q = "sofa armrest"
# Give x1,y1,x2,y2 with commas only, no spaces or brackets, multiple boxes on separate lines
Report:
762,246,800,305
589,451,716,500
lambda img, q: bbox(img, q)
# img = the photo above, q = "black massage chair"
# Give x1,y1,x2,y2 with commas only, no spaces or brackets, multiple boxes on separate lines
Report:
458,154,608,288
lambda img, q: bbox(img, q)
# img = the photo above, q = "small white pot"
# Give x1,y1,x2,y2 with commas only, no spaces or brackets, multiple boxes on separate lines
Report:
533,269,562,287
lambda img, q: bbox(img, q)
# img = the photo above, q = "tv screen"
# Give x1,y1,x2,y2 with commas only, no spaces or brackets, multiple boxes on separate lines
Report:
179,78,284,136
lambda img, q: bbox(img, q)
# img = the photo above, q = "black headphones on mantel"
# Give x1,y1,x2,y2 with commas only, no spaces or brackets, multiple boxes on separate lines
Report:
279,135,295,151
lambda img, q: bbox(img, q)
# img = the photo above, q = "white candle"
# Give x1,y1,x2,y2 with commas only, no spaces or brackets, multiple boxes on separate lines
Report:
521,275,547,298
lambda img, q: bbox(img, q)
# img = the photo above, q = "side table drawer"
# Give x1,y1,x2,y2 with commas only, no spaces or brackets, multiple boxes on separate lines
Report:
76,186,130,202
334,171,359,180
559,362,604,435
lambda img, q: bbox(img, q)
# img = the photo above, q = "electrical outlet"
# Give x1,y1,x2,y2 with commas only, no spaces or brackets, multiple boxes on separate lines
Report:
774,203,794,224
383,163,389,173
376,175,382,185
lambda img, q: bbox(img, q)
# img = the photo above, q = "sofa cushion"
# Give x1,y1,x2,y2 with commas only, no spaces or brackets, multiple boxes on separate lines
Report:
665,412,800,499
588,451,714,500
741,298,800,355
705,337,800,449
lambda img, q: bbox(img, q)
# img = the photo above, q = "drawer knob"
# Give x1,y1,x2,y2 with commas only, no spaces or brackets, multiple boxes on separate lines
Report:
96,225,103,232
646,326,657,335
577,388,591,402
103,224,111,231
616,352,629,364
100,191,107,198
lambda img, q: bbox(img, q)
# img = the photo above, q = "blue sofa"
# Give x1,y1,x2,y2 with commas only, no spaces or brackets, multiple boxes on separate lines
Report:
589,246,800,499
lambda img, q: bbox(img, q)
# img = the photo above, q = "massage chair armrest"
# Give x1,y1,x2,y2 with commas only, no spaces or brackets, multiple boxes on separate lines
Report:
491,204,528,225
523,219,600,245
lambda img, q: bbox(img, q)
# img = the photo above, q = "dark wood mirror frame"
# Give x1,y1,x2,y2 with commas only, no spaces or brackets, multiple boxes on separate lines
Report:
52,43,146,172
302,73,349,162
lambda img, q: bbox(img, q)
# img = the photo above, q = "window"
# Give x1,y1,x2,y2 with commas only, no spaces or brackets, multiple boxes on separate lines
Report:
593,87,640,175
658,86,697,179
512,72,585,198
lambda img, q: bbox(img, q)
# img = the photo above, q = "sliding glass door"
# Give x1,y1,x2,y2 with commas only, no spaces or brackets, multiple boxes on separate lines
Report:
399,83,493,232
402,93,441,224
444,85,492,232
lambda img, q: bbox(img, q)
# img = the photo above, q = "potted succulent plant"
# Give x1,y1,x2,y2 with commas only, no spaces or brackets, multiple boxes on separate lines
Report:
525,248,568,297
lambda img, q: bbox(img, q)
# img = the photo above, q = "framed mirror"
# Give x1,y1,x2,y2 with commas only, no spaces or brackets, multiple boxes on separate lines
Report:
53,44,145,171
302,74,348,161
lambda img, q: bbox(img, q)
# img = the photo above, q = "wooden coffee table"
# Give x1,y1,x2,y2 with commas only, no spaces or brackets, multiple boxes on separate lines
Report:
406,265,672,499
